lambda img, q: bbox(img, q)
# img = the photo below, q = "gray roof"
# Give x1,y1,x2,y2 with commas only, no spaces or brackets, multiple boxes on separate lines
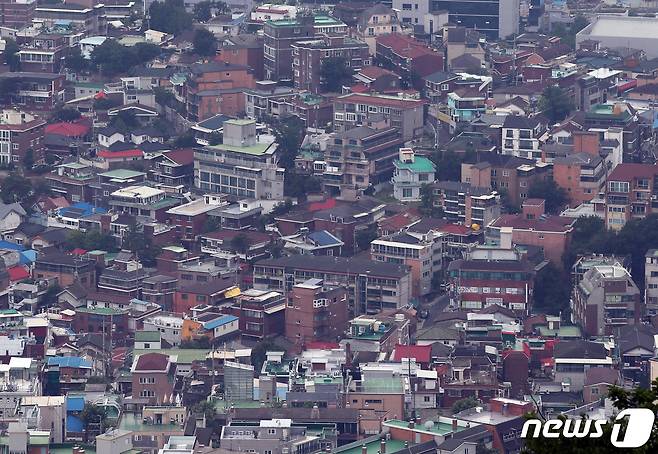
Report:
424,71,458,83
553,340,607,359
255,255,410,278
617,324,656,353
0,202,26,219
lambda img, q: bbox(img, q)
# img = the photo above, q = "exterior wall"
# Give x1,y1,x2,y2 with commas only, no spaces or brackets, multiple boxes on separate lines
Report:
131,370,174,405
509,229,569,264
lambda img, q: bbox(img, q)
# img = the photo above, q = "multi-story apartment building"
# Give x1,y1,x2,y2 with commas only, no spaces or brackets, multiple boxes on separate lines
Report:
572,264,642,337
34,2,105,35
185,62,256,122
253,255,412,314
461,153,551,207
143,312,184,347
34,252,96,288
433,181,501,227
0,109,45,165
292,36,369,93
447,88,487,124
17,33,69,74
553,153,606,207
605,163,658,231
646,249,658,316
500,115,546,160
109,186,179,222
431,0,520,39
355,4,399,53
447,256,535,315
141,275,178,312
0,72,65,110
244,82,296,121
131,352,175,405
195,119,284,200
371,230,442,298
375,33,444,78
583,103,640,156
0,0,36,28
229,288,286,340
263,14,348,81
285,278,348,350
333,93,424,141
220,419,333,454
392,148,436,202
322,122,404,196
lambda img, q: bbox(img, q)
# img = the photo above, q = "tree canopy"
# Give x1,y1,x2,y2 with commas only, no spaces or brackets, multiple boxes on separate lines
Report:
452,396,479,414
538,86,573,124
320,57,354,92
527,178,569,214
193,28,218,56
91,40,161,76
149,0,194,35
533,262,571,316
0,175,32,203
419,184,443,218
4,38,20,71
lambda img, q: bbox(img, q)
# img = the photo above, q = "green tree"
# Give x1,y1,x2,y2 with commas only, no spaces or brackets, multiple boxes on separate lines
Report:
154,87,177,108
533,262,570,316
419,184,443,218
284,171,321,198
203,216,221,233
355,225,378,252
23,148,35,170
320,57,354,92
0,175,32,203
80,404,108,443
66,229,116,252
452,396,479,414
133,42,161,62
527,178,569,214
123,230,161,267
149,0,194,35
52,107,82,122
91,40,137,76
64,46,88,73
208,131,222,146
538,86,573,124
230,233,250,254
523,379,658,453
173,130,197,148
192,400,217,423
193,0,213,22
4,38,20,71
250,340,284,373
39,284,62,310
433,150,463,181
272,116,305,170
193,28,218,56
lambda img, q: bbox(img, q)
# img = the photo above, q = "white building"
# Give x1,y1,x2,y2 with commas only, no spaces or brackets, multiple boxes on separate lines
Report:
142,312,184,347
577,16,658,58
392,148,436,202
251,4,296,22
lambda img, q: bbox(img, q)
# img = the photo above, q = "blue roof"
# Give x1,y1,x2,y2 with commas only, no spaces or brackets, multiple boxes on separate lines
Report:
20,250,37,264
308,230,342,247
67,415,84,432
203,315,238,330
47,356,92,369
67,395,85,412
0,241,25,252
59,202,107,218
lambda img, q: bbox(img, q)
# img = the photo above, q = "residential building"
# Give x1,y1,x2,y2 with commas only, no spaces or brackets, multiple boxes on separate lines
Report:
243,82,297,121
141,275,178,312
433,0,520,39
488,199,575,264
17,33,69,74
447,255,535,315
33,3,105,35
553,153,606,207
356,4,399,53
17,396,66,443
220,419,329,454
185,61,256,122
263,15,348,81
228,288,286,340
194,119,284,200
292,36,369,93
375,33,444,79
571,264,642,337
150,148,194,187
166,194,228,243
109,186,179,222
131,352,175,405
173,278,238,314
392,148,436,202
143,312,184,347
604,163,658,231
72,307,129,345
575,68,621,112
582,103,640,156
371,230,442,298
322,124,404,196
447,88,486,124
500,115,546,160
284,278,348,350
97,251,150,298
553,340,612,391
0,72,65,110
646,249,658,315
218,34,264,80
0,0,36,28
0,109,45,166
33,252,95,288
253,255,412,314
432,181,501,227
617,324,656,388
333,93,425,140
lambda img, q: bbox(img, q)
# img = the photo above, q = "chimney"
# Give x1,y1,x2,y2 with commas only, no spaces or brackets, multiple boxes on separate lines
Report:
451,419,458,431
380,439,386,454
361,445,368,454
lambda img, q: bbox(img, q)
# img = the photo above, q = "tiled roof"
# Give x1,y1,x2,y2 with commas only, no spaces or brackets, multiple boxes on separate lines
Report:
491,214,575,233
393,344,431,363
97,149,143,159
134,352,169,371
607,163,658,182
45,120,90,137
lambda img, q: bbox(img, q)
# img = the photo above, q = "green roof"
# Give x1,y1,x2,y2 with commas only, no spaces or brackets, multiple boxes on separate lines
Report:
336,439,406,454
135,331,161,342
162,245,187,253
49,444,97,454
133,348,210,363
356,378,404,393
384,419,465,436
119,412,185,432
151,197,181,210
99,169,146,180
76,307,126,315
394,156,435,173
29,435,50,445
214,399,264,412
0,309,19,315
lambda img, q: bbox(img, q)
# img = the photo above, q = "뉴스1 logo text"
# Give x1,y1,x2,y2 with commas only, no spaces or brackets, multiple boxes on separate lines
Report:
521,408,655,448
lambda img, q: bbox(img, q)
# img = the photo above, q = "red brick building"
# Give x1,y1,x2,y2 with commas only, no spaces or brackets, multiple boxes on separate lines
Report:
131,352,175,405
285,278,348,352
375,34,444,79
173,278,238,314
0,109,45,165
228,288,285,340
218,35,264,80
0,0,36,29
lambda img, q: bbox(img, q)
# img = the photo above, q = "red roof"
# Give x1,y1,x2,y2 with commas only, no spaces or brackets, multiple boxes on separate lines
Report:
393,344,431,363
305,341,340,350
309,198,337,212
350,84,370,93
379,210,421,232
135,352,169,371
71,248,87,255
608,163,658,182
439,224,473,235
46,120,91,137
358,65,397,80
97,149,143,159
7,266,29,282
164,148,194,166
376,33,439,60
492,214,574,233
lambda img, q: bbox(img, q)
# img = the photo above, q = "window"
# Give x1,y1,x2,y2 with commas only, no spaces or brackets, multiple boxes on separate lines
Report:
268,429,276,435
402,3,412,10
609,181,629,193
441,84,449,90
403,188,413,198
